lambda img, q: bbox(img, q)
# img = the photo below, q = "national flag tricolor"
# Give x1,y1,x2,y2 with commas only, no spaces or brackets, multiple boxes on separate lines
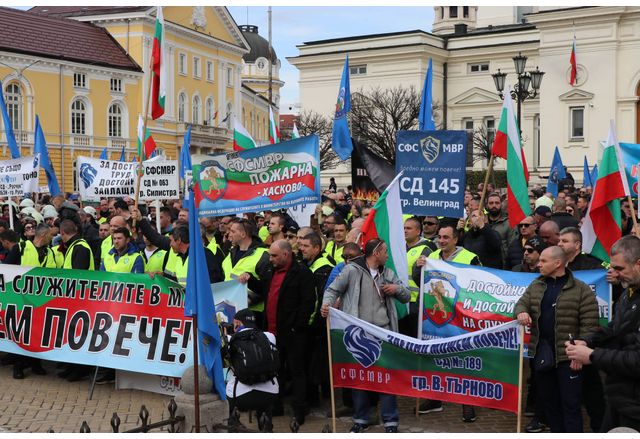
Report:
151,7,167,119
491,88,531,227
137,115,157,160
269,106,280,144
581,120,630,262
233,119,257,151
569,35,578,86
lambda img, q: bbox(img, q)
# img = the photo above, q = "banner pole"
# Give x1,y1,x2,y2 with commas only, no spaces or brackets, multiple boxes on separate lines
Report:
416,265,425,418
192,314,201,433
326,311,337,433
8,201,13,230
516,324,525,433
155,200,162,232
477,154,495,214
627,195,638,235
133,54,154,228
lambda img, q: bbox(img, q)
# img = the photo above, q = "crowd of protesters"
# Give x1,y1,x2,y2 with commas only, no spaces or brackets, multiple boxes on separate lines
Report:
0,171,639,433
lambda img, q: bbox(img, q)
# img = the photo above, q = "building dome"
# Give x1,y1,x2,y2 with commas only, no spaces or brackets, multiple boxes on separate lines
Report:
240,25,277,64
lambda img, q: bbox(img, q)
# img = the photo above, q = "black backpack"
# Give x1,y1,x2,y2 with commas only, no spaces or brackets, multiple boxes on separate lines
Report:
228,329,279,386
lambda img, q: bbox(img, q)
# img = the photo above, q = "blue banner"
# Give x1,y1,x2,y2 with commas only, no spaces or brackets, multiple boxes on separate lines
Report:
396,130,467,217
618,142,640,195
194,135,321,217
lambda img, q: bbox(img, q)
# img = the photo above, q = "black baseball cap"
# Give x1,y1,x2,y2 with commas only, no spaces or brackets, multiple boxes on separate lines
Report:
233,308,257,329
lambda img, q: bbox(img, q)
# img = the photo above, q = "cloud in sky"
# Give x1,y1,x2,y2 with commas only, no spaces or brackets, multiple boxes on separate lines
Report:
228,6,435,112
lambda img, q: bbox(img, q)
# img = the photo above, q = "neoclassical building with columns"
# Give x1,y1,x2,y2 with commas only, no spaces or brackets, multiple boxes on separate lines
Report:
289,6,640,187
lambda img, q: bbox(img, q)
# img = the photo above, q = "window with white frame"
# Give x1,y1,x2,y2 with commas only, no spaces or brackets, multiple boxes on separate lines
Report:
468,62,489,74
193,57,201,79
226,67,233,87
5,83,21,131
71,99,86,135
206,61,214,82
110,78,122,93
192,96,201,124
178,93,187,123
570,106,584,139
463,118,474,167
205,98,214,125
73,73,87,89
179,53,187,75
350,65,367,76
485,117,496,147
108,103,122,137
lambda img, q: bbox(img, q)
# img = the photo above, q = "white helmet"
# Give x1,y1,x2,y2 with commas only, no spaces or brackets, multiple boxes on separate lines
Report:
41,205,58,220
19,198,35,210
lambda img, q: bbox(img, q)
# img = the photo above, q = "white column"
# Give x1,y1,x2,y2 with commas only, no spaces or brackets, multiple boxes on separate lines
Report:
218,61,226,122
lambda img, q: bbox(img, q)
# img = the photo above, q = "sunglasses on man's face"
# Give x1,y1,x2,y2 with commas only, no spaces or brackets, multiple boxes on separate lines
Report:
286,234,297,239
423,221,437,226
518,223,535,228
524,247,536,254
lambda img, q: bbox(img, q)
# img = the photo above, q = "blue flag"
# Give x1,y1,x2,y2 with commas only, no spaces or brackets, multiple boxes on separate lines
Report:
331,55,353,160
591,163,598,187
99,147,108,160
0,81,20,159
184,189,226,399
418,58,436,131
180,125,192,180
547,146,566,197
34,115,61,196
583,156,592,187
119,144,126,162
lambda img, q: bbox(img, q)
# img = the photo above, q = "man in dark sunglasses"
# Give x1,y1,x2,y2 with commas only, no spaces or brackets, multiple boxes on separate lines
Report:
422,216,439,242
513,237,547,273
506,216,537,270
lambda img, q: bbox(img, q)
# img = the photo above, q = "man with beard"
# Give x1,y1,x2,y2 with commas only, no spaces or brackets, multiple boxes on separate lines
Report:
487,193,516,265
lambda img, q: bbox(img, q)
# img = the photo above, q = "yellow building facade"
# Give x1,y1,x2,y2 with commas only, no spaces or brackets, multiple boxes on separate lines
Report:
0,6,281,192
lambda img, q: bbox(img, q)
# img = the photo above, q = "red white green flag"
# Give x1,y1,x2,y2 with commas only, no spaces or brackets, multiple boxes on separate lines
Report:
360,173,409,317
233,119,257,151
292,122,300,139
569,35,578,86
269,106,280,144
137,114,157,160
581,120,630,262
151,6,167,120
491,89,531,227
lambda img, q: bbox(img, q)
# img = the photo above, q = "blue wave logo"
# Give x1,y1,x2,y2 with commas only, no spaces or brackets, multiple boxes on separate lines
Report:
79,163,98,189
343,325,382,368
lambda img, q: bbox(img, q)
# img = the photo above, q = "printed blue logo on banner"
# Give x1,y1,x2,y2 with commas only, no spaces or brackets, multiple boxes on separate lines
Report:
396,130,467,217
343,325,382,368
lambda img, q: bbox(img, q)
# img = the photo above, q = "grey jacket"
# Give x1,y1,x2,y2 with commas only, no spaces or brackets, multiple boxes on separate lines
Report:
322,255,410,332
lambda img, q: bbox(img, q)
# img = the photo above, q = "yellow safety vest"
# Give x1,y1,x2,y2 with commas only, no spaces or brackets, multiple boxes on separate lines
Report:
174,255,188,286
325,240,345,264
19,240,40,267
63,239,95,270
144,248,167,274
429,248,478,265
101,236,112,263
103,249,143,274
222,247,268,312
207,239,219,255
308,255,335,325
98,217,108,224
52,245,64,268
258,225,269,242
407,243,428,303
164,249,179,280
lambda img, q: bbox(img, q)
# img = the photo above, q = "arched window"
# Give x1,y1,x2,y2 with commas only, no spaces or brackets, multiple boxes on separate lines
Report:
205,98,214,126
71,99,86,135
108,103,122,137
5,83,21,131
178,93,187,123
192,95,201,125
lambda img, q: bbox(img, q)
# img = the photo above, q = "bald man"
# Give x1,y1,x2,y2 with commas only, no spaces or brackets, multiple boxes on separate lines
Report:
538,220,560,246
515,246,598,433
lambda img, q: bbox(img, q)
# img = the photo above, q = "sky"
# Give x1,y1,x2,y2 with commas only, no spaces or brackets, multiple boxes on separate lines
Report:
227,6,435,113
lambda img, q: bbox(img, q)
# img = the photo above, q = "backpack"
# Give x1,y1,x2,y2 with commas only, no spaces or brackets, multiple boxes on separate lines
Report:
228,329,279,386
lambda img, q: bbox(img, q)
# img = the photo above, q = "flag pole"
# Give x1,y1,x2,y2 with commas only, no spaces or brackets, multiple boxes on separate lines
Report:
192,314,201,433
8,201,14,230
326,311,337,433
478,154,495,214
133,53,154,226
627,195,638,234
516,325,525,433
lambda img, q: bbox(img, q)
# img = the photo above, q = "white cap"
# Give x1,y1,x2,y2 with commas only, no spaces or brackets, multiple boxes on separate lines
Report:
42,205,58,220
83,206,97,219
19,198,35,209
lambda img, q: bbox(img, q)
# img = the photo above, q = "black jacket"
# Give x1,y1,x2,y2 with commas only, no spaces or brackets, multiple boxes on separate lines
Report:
585,289,640,419
567,253,603,271
505,236,527,270
462,225,503,269
263,260,316,335
227,238,270,305
63,234,93,270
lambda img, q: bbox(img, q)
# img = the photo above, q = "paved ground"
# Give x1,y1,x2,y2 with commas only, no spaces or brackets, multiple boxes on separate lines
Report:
0,359,587,433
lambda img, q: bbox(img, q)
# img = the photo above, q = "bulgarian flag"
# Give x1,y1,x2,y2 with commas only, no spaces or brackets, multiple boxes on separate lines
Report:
492,89,531,227
569,35,578,86
151,6,167,120
360,173,409,318
581,120,630,262
269,106,280,144
137,114,157,160
233,119,257,151
292,122,300,139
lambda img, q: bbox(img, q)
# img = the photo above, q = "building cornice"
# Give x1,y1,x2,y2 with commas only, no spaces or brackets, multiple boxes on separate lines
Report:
526,6,632,29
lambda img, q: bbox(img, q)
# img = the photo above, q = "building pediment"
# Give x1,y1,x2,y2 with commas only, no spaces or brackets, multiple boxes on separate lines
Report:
448,87,501,106
558,89,594,101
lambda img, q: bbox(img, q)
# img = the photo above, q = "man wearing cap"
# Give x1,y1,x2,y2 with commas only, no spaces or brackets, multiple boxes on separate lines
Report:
534,206,552,227
225,308,278,433
506,216,538,270
513,237,547,273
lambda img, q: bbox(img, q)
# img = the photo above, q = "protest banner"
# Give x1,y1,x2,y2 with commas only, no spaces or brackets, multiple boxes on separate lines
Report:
192,135,321,217
619,142,640,195
76,156,179,201
328,308,522,413
0,155,40,196
420,260,610,341
396,130,467,217
117,280,247,395
351,146,380,202
0,264,194,378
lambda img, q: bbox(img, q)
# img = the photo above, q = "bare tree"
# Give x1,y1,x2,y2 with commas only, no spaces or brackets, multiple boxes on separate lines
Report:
472,124,493,165
297,110,341,170
349,86,441,164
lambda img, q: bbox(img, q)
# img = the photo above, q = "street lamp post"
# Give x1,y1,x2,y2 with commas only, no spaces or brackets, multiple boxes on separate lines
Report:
491,52,544,135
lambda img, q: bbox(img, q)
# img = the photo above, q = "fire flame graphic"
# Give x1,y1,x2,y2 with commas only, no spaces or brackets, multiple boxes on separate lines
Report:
352,188,379,202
